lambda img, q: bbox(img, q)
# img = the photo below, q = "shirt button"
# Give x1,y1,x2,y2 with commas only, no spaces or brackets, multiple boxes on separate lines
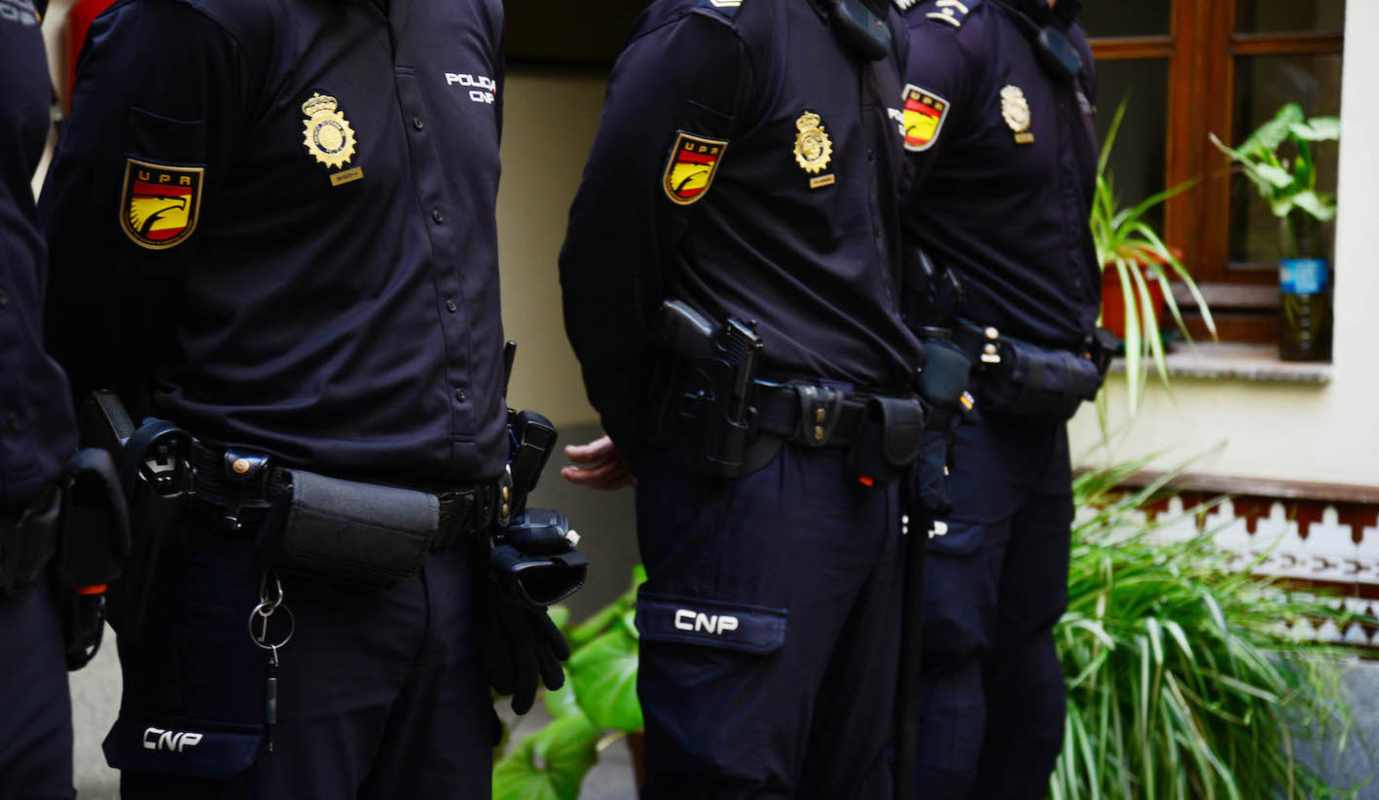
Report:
412,116,424,131
0,288,8,307
445,299,457,313
6,414,19,433
454,389,467,403
432,208,445,224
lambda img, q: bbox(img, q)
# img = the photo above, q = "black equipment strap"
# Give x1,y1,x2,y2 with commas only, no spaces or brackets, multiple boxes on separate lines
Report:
183,442,496,549
751,382,873,448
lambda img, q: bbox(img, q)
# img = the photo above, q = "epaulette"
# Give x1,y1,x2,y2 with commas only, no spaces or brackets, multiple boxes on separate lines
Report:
894,0,975,29
697,0,744,17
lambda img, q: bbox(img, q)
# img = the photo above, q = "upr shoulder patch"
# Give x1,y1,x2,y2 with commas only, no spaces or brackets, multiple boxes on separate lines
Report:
119,159,204,250
902,85,951,152
663,132,728,206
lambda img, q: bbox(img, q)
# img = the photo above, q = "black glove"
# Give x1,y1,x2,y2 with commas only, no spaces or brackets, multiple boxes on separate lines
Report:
482,509,589,715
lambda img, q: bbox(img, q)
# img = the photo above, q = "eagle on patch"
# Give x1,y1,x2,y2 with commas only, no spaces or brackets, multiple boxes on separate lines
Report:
663,132,728,206
119,159,204,250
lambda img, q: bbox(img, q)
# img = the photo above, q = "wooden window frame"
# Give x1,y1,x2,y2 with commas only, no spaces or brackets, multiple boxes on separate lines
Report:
1089,1,1344,343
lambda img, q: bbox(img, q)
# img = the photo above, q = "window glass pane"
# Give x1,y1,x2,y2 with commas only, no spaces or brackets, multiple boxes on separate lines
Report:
1228,55,1343,264
1237,0,1345,34
1093,60,1170,231
1082,0,1171,38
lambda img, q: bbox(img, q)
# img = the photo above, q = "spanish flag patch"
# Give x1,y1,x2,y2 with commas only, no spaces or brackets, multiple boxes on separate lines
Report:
119,159,204,250
663,132,728,206
902,85,951,153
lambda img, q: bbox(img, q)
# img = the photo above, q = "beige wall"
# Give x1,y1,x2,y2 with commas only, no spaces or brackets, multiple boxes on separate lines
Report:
1068,3,1379,487
497,69,605,428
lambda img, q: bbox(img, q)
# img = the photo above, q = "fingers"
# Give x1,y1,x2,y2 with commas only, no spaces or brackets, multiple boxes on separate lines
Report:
564,435,617,464
560,456,632,485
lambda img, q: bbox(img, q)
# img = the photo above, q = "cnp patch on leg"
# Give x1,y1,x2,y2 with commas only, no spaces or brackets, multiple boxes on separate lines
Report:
662,132,728,206
119,159,204,250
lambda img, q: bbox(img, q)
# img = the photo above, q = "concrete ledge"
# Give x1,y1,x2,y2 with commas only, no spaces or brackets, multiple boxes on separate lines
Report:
1110,342,1334,385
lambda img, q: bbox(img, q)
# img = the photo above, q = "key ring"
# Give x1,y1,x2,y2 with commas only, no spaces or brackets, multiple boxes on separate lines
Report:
249,601,295,652
248,571,294,651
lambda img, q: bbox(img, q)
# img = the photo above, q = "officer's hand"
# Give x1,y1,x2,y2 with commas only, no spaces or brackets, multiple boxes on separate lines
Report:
561,436,635,491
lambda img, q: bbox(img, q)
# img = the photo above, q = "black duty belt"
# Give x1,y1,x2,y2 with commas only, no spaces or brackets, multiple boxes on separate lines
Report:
752,381,885,449
184,442,497,551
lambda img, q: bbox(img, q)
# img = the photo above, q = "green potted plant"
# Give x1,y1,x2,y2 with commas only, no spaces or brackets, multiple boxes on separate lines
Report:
1211,103,1340,362
1092,100,1216,415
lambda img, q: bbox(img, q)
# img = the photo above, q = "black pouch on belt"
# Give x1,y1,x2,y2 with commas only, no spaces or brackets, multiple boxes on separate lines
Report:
846,396,927,484
55,448,131,670
981,337,1103,422
259,469,439,588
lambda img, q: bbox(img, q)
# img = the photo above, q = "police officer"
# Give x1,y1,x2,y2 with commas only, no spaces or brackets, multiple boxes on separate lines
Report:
1,1,77,797
39,0,559,796
896,0,1101,797
560,0,931,796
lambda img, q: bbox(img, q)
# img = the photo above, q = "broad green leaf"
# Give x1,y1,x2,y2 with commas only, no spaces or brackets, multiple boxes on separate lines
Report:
492,713,600,800
544,669,582,719
1291,191,1337,222
1290,118,1340,142
569,626,644,733
1252,163,1295,190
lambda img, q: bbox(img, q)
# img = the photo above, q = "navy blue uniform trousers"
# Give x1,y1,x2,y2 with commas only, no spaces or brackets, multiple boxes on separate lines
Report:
915,412,1073,799
107,519,494,799
0,584,74,800
635,445,905,799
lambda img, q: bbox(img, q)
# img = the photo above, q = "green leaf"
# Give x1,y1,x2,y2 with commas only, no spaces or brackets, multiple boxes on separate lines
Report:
1290,117,1340,142
1290,191,1337,222
493,713,601,800
569,626,644,733
548,605,571,634
544,669,583,719
1252,163,1295,190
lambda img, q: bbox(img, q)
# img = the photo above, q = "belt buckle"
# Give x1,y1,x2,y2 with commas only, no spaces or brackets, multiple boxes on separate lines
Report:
795,385,845,447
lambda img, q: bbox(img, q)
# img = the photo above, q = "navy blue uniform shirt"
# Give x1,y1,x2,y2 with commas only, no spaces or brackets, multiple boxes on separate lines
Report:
899,0,1099,348
561,0,924,453
41,0,509,485
1,0,78,511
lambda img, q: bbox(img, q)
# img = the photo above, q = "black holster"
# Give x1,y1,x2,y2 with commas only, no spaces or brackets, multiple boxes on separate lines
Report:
0,449,129,670
258,469,440,589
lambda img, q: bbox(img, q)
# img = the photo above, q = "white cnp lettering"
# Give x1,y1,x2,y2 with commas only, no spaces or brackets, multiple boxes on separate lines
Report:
674,609,740,636
142,727,205,753
444,72,497,104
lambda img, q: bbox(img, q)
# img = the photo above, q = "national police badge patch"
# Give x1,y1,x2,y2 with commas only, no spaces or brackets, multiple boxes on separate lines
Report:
119,159,204,250
663,132,728,206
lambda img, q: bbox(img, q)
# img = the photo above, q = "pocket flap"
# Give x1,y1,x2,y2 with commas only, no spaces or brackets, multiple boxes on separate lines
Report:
103,715,262,780
636,591,787,655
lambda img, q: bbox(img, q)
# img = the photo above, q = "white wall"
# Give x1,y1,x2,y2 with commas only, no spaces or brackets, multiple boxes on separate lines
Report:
1069,3,1379,487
